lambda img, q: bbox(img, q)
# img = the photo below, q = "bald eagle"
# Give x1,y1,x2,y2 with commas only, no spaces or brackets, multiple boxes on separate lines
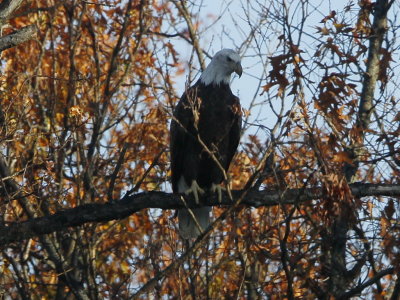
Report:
170,49,242,239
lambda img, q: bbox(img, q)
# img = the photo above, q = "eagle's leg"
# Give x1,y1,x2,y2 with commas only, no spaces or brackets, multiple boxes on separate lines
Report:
184,180,205,204
211,183,225,203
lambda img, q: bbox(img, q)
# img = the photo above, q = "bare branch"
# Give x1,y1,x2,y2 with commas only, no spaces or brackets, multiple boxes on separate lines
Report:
171,0,205,70
339,267,394,298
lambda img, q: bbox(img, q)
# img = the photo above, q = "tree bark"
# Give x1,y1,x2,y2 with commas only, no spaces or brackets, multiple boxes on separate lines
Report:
0,0,24,24
0,24,36,52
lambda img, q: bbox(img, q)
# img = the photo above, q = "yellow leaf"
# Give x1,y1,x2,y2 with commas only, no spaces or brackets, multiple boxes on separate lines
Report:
69,105,83,117
56,113,64,123
121,261,130,274
333,22,346,32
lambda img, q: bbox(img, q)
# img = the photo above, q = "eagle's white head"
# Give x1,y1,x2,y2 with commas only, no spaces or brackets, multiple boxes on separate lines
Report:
199,49,242,86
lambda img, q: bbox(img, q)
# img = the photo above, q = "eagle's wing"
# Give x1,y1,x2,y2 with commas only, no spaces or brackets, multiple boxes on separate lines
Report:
171,90,211,239
170,92,192,193
225,96,242,170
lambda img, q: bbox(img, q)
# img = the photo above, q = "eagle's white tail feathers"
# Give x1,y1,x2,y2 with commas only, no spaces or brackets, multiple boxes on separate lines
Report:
177,177,210,239
178,207,211,239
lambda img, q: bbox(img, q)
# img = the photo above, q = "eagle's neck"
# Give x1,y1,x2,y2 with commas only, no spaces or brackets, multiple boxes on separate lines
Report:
199,63,231,86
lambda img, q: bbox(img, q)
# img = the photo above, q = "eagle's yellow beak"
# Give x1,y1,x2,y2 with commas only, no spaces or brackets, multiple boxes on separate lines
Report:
235,63,243,78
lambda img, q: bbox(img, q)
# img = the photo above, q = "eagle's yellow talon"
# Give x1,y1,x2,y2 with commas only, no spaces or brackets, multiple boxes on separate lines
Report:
184,180,205,204
211,183,225,203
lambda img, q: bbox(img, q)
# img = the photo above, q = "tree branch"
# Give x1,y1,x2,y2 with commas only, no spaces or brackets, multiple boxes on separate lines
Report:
0,183,399,247
0,24,37,52
171,0,206,70
357,0,392,132
0,0,24,24
339,267,394,298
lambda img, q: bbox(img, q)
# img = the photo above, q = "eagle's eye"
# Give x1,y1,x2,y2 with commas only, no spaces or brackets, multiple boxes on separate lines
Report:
226,56,233,62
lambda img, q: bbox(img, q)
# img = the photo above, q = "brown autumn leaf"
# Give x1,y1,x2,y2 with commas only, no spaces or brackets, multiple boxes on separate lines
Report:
384,199,395,219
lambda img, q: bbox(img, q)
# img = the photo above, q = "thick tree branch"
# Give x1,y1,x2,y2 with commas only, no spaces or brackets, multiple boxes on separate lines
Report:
0,183,399,247
0,0,24,24
357,0,392,132
0,24,37,52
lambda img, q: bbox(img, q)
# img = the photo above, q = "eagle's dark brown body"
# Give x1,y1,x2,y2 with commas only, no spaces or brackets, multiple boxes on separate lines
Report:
170,80,242,238
170,81,241,191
